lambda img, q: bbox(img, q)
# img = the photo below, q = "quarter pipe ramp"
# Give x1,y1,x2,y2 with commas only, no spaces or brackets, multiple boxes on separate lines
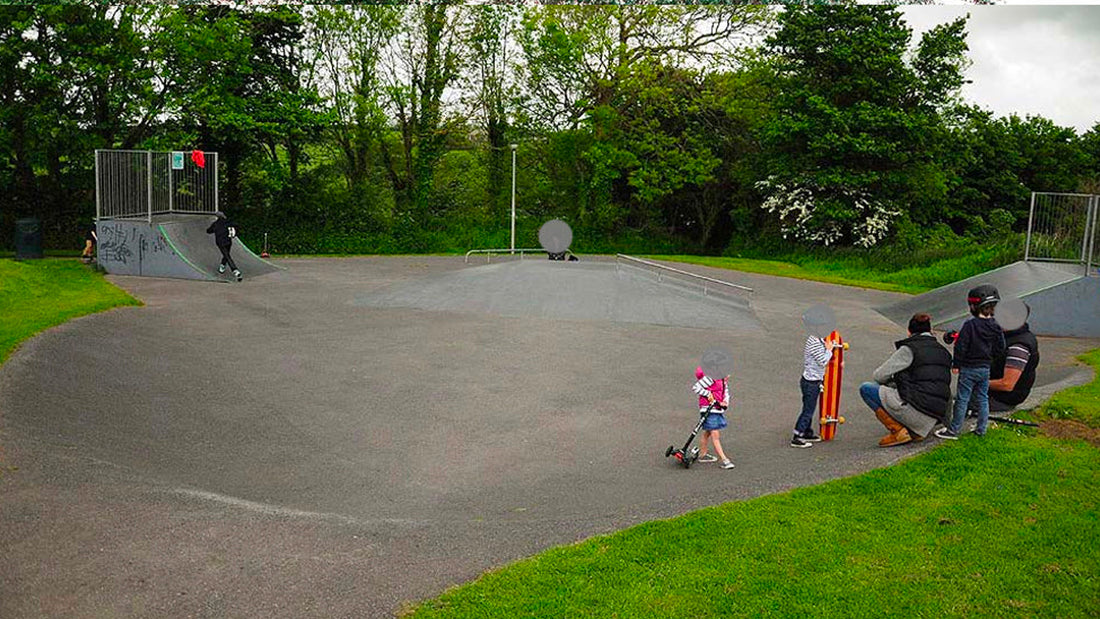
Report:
96,215,281,282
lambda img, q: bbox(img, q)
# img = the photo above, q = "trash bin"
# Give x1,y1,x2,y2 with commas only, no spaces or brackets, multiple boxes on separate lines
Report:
15,218,43,260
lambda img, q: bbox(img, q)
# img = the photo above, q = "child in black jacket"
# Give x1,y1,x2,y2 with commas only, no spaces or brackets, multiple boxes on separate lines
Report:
936,285,1006,440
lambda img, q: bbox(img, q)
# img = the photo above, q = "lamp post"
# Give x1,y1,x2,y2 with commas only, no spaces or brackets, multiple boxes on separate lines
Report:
510,143,517,254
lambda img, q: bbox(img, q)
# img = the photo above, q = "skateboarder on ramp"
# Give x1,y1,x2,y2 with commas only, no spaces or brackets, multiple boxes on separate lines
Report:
207,211,242,282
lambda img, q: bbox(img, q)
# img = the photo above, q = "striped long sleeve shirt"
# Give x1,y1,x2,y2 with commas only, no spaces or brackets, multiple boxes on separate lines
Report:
803,335,833,381
692,376,729,413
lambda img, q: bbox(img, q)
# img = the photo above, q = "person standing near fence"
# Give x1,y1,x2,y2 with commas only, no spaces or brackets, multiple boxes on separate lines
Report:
206,211,242,282
81,222,97,264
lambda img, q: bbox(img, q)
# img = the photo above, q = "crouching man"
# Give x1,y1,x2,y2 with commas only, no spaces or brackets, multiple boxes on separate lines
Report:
859,313,953,447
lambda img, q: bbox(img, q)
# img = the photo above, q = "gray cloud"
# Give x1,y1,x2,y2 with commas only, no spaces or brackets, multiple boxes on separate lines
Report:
902,5,1100,133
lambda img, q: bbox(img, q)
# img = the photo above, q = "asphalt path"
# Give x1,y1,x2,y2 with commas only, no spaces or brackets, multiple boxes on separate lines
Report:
1,256,1094,617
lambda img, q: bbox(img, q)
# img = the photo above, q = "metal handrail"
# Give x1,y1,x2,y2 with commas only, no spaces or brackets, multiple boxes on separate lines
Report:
615,254,754,296
464,248,577,264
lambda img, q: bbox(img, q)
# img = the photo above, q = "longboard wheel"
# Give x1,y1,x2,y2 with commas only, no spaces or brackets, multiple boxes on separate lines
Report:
838,416,846,424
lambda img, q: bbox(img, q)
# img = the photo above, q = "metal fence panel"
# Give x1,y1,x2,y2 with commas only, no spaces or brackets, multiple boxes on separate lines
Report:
1089,196,1099,275
96,150,218,220
1025,192,1095,264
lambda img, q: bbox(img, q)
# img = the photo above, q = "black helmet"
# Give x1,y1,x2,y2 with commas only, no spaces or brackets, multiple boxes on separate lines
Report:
967,284,1000,316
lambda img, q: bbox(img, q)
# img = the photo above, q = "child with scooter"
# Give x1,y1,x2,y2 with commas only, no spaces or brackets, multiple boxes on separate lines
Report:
692,366,734,469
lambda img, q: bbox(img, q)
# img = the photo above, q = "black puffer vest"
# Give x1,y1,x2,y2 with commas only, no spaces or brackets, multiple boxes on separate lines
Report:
894,334,953,421
991,325,1039,406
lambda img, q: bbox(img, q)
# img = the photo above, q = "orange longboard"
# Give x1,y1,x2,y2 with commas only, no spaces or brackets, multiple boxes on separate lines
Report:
819,330,847,441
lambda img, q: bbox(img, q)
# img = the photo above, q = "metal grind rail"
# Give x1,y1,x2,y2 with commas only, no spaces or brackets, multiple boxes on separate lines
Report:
615,254,754,298
464,248,578,263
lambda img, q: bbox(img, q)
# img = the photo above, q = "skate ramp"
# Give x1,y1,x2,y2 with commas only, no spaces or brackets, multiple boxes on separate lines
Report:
354,259,761,331
874,260,1100,337
97,215,281,282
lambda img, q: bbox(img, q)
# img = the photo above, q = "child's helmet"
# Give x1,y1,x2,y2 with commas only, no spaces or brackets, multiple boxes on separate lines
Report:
967,284,1000,317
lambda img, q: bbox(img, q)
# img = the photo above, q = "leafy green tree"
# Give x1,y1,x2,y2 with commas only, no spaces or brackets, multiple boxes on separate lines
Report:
162,5,325,212
377,4,464,240
310,5,399,193
940,108,1089,232
760,4,969,247
0,5,168,243
1080,123,1100,193
464,4,521,227
516,4,771,241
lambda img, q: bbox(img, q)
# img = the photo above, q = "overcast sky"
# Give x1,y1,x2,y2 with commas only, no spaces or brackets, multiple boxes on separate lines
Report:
899,2,1100,133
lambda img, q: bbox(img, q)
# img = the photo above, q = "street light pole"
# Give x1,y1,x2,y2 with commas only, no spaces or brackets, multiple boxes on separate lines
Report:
510,143,517,255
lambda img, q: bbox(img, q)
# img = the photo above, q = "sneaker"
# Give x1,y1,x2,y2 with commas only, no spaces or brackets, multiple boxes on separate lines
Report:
720,460,735,469
800,432,822,443
218,264,226,274
698,454,718,463
234,270,242,282
790,436,813,449
934,427,959,440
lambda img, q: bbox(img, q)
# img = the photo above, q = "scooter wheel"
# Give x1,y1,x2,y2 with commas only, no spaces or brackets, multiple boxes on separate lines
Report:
665,445,674,458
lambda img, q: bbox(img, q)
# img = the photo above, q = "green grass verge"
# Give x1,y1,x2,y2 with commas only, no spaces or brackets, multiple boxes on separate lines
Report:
646,251,1014,295
0,259,140,364
408,430,1099,618
1034,349,1100,428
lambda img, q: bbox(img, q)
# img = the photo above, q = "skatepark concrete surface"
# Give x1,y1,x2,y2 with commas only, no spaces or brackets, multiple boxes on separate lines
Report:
1,256,1095,618
354,258,759,330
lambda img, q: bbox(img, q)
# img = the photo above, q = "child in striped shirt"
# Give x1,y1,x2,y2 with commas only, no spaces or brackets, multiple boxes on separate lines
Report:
692,366,735,469
791,334,836,448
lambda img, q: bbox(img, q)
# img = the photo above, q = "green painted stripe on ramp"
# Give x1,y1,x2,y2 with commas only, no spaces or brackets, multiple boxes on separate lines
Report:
156,223,221,281
235,237,285,270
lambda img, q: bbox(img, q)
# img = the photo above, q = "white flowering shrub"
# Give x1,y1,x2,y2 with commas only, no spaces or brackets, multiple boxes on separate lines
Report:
756,176,900,248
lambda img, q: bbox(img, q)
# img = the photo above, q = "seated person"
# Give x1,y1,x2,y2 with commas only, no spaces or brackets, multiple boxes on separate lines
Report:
81,223,97,263
988,306,1040,412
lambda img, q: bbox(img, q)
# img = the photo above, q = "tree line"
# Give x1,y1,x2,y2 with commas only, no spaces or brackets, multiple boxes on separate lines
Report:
2,3,1098,255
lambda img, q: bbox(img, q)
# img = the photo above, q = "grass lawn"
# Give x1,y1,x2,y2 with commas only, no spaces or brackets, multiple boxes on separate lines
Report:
408,348,1100,618
408,430,1099,618
0,259,140,364
1035,349,1100,429
646,252,1012,295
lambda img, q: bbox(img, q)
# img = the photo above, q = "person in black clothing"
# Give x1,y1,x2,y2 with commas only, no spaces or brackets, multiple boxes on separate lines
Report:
206,211,241,281
989,321,1040,411
971,303,1040,413
936,285,1006,440
858,313,953,447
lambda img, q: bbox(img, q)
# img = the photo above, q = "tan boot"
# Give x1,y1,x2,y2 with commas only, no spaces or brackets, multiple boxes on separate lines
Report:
874,408,912,447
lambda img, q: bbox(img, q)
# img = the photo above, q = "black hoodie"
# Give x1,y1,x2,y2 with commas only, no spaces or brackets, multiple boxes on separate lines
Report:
952,316,1006,369
206,217,236,248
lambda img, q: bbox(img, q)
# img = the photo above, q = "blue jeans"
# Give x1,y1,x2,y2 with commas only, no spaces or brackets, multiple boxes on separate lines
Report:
950,366,991,435
859,382,883,412
795,377,821,436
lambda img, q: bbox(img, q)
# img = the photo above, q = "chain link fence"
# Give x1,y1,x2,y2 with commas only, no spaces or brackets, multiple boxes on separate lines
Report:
1025,192,1098,275
95,150,218,221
